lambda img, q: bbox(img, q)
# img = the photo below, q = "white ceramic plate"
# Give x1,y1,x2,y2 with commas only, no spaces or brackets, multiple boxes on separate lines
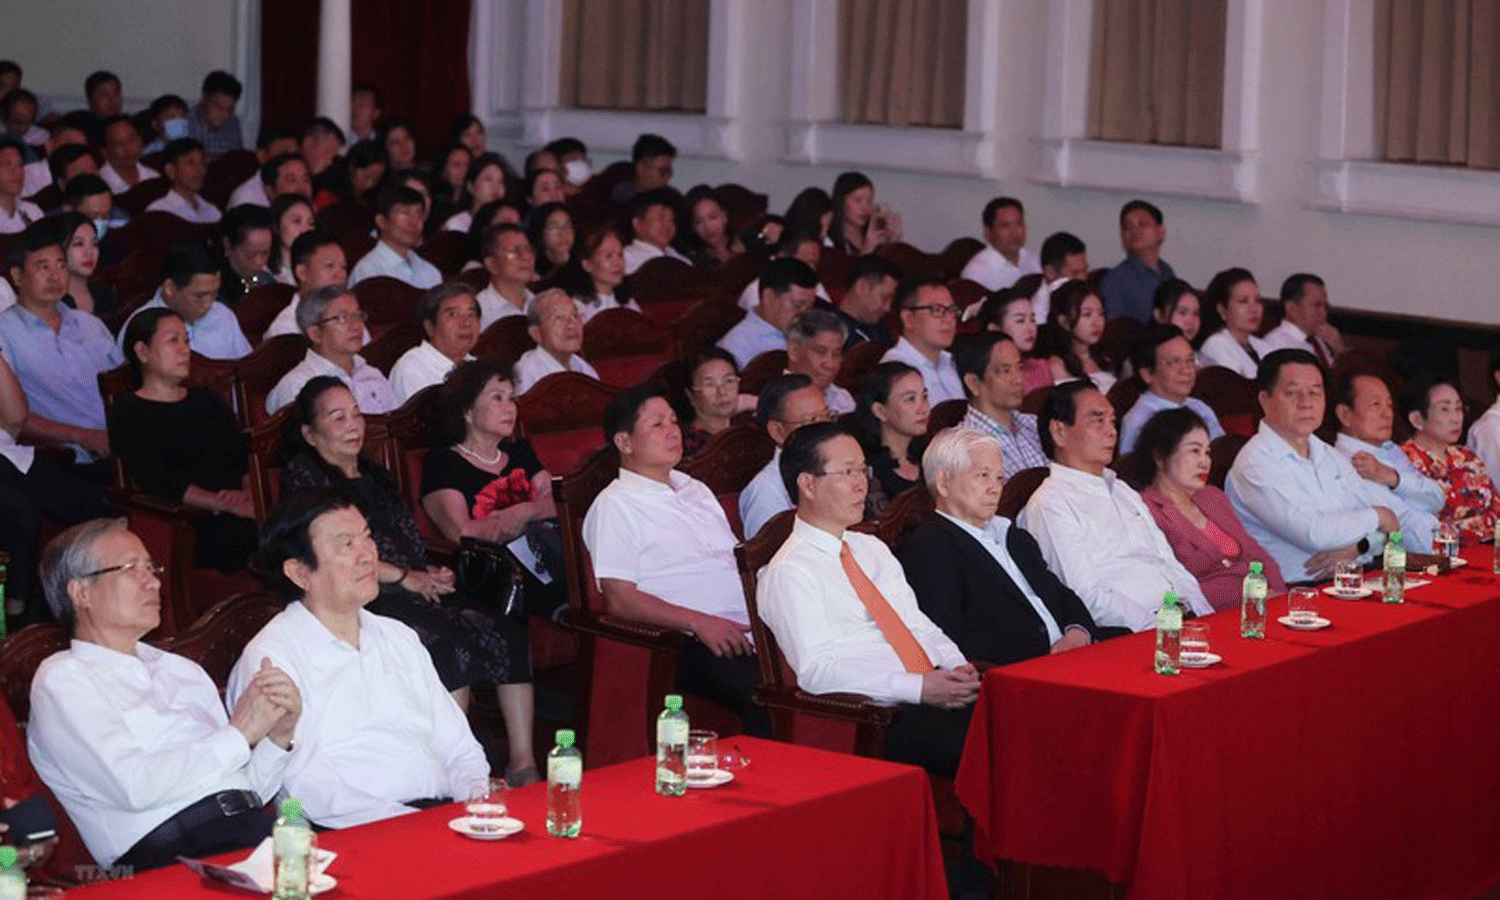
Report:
1323,586,1372,599
448,815,524,840
1277,615,1331,631
1179,651,1222,669
685,769,735,788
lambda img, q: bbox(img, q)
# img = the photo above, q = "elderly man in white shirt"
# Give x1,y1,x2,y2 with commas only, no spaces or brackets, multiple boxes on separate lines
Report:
229,490,488,829
118,244,252,361
882,275,964,404
759,422,977,777
1118,325,1224,453
513,289,599,394
389,282,480,403
266,286,398,415
348,184,442,289
1019,380,1212,631
475,223,536,330
785,309,855,415
29,519,300,869
1329,370,1443,551
622,188,690,275
582,386,768,734
1227,348,1406,584
144,138,222,224
739,375,832,540
960,197,1042,291
718,257,818,369
1261,273,1343,368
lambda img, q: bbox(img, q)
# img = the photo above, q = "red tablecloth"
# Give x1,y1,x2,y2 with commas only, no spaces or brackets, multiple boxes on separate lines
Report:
72,737,946,900
957,549,1500,900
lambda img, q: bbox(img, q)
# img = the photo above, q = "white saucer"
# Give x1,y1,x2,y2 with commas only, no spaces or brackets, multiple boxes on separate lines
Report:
311,874,337,895
1323,586,1371,599
1278,615,1331,631
448,815,524,840
1179,651,1222,669
686,769,735,788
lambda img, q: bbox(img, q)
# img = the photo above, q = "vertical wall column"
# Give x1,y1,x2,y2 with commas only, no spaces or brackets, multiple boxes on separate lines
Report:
316,0,352,131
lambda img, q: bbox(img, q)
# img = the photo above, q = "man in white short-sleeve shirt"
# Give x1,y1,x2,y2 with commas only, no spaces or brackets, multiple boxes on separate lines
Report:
513,289,598,394
960,197,1041,292
144,138,222,224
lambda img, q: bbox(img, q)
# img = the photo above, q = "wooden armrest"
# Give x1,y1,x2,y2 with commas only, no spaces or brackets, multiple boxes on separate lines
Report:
753,684,896,727
559,608,688,650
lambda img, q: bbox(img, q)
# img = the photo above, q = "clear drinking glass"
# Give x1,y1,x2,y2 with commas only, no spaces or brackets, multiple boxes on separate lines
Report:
465,777,508,833
1436,522,1460,566
1180,621,1210,665
686,730,719,784
1288,586,1320,625
1333,560,1363,595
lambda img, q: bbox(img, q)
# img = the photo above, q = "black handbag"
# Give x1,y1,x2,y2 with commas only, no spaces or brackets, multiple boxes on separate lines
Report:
454,537,525,619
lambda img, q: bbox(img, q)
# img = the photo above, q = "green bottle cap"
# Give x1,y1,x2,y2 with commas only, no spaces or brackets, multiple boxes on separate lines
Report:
279,798,302,820
664,694,683,711
1162,590,1178,608
1390,531,1403,543
556,728,575,748
1249,561,1263,574
0,846,17,868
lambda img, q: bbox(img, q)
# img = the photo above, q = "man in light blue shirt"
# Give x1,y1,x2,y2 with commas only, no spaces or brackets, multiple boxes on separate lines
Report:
1118,325,1224,453
118,244,251,361
738,374,832,539
717,257,816,369
348,184,442,289
1227,349,1403,583
881,275,965,404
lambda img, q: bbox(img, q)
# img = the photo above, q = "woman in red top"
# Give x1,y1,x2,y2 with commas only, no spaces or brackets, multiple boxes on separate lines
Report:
1400,378,1500,543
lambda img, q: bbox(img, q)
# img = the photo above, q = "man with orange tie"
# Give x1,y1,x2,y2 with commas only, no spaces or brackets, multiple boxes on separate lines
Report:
758,421,980,778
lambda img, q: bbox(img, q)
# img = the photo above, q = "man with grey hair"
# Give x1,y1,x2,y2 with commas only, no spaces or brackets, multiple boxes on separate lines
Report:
738,374,833,539
264,285,398,414
512,288,599,394
896,427,1100,665
388,282,481,402
28,518,301,870
785,309,855,415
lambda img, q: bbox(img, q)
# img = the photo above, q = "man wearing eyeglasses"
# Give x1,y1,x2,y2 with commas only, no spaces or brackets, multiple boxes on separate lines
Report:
739,374,834,540
348,184,441,290
881,274,964,403
28,518,301,871
265,285,398,415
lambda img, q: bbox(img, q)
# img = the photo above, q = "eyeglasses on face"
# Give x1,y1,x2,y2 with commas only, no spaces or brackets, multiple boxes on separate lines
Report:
905,304,959,319
318,310,369,326
80,560,165,580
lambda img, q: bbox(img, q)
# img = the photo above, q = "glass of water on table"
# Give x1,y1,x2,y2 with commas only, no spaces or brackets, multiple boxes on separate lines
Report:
1333,559,1363,596
465,777,509,833
1436,522,1460,567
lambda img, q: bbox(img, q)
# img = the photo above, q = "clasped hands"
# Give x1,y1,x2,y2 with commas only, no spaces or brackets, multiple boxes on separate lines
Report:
229,657,302,750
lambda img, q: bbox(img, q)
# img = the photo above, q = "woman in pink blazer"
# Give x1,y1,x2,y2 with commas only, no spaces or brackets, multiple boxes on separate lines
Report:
1125,407,1286,611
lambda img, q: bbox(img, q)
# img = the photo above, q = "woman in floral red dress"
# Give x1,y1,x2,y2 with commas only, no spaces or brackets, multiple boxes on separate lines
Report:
1400,378,1500,543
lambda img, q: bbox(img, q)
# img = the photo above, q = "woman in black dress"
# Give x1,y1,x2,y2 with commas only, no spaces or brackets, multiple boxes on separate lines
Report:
851,361,931,519
107,308,256,572
282,375,541,785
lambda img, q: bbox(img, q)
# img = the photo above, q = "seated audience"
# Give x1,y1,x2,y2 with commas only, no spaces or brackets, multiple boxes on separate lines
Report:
0,137,42,233
389,282,481,402
1100,199,1176,322
740,374,833,539
1030,231,1090,322
526,201,573,278
782,186,834,245
581,386,768,734
101,114,158,192
897,426,1098,664
1330,370,1443,552
1126,407,1287,611
1019,380,1212,630
786,309,855,414
564,226,640,323
452,114,488,159
1151,279,1202,345
46,144,102,198
61,174,129,233
187,70,244,157
1262,273,1344,366
513,289,598,393
22,118,90,199
828,171,901,254
758,422,974,777
1039,279,1116,394
0,221,122,461
1400,377,1500,543
1198,267,1270,379
430,143,473,222
1227,349,1407,582
835,253,900,349
267,193,315,286
680,347,743,458
141,93,190,156
955,331,1049,476
145,137,221,224
853,361,930,517
108,309,256,571
300,118,348,201
1118,325,1224,453
611,132,675,205
523,166,565,212
230,147,310,210
347,83,382,146
735,230,831,311
229,488,490,827
546,135,591,192
119,242,251,360
29,519,299,869
265,286,397,414
1466,350,1500,490
348,184,442,289
57,211,118,318
264,228,354,339
882,274,963,403
383,121,418,173
623,188,690,274
680,185,743,268
978,287,1052,393
1,89,45,146
475,222,536,328
718,257,818,368
344,140,387,202
961,196,1042,290
217,204,275,305
441,152,506,234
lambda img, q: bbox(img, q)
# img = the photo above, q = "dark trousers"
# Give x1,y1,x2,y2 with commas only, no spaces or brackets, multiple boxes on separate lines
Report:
883,702,975,779
115,807,273,872
676,639,772,738
0,455,114,623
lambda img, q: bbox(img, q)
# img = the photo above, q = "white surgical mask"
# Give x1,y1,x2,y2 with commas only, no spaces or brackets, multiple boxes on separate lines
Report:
93,219,109,240
162,117,190,140
564,158,592,186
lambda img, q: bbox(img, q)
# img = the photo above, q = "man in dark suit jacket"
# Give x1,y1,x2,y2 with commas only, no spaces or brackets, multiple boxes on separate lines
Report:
897,426,1101,666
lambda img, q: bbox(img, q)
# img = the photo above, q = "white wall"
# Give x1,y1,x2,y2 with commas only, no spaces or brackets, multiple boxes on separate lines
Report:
481,0,1500,325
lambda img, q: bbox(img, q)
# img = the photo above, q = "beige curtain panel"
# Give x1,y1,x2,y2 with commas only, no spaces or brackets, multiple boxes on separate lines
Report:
1374,0,1500,170
559,0,709,112
838,0,968,129
1086,0,1227,148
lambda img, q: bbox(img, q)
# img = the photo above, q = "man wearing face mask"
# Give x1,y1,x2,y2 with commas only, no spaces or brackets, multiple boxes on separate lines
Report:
61,176,129,241
545,137,592,196
118,243,251,361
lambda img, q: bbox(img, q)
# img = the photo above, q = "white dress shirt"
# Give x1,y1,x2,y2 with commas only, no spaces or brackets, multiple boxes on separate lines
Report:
119,291,252,361
1226,422,1401,581
758,517,967,705
937,511,1065,643
1031,275,1069,324
737,278,831,311
881,337,965,404
388,340,474,403
582,467,747,626
622,238,689,275
1467,398,1500,492
100,162,160,196
145,189,222,224
1332,432,1443,551
227,174,269,209
349,240,442,289
0,199,44,234
29,641,290,866
1118,392,1225,454
21,160,50,200
475,284,532,332
575,293,643,325
1260,318,1337,361
717,310,786,369
1019,463,1212,631
227,603,488,829
441,211,472,233
738,449,791,539
960,245,1042,292
1199,330,1272,380
513,346,599,394
265,349,399,415
824,382,856,415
